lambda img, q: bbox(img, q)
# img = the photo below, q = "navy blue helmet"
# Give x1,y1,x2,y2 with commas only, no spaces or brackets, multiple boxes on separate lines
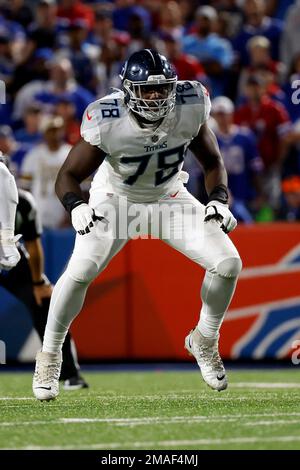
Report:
120,49,177,121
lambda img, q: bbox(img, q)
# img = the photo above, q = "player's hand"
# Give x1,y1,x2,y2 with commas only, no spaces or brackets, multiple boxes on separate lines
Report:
71,203,108,235
33,283,53,306
204,200,237,233
0,232,21,271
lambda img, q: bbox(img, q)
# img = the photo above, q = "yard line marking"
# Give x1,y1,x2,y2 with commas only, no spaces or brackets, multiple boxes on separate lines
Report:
244,419,300,426
0,397,34,401
1,383,298,403
2,412,300,427
231,383,300,389
5,435,300,450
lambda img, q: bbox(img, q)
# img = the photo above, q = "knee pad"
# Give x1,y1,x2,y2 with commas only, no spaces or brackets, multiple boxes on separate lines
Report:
67,258,99,283
216,257,242,278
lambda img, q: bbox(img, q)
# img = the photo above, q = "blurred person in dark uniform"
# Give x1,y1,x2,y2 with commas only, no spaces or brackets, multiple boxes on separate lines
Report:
0,154,88,389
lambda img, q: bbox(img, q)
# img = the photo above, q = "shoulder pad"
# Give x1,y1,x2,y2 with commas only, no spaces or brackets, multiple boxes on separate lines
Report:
81,90,125,147
176,80,211,121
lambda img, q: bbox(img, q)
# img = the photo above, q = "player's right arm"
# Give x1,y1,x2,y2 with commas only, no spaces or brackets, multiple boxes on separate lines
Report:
55,138,106,235
0,158,21,270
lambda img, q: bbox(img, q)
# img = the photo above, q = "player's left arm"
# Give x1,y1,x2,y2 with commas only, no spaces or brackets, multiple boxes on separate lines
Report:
189,122,237,233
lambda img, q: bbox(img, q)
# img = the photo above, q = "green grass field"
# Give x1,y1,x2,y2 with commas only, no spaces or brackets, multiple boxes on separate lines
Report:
1,369,300,450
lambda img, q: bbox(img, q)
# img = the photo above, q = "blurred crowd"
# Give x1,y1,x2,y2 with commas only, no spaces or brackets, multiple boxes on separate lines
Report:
1,0,300,228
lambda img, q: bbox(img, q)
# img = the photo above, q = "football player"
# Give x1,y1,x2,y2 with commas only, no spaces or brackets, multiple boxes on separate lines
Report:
33,49,242,400
0,153,20,271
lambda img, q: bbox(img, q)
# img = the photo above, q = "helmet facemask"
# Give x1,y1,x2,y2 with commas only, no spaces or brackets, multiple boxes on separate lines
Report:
123,75,177,122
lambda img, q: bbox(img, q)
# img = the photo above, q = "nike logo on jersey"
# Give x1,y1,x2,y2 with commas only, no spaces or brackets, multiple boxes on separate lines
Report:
170,191,179,198
86,110,92,121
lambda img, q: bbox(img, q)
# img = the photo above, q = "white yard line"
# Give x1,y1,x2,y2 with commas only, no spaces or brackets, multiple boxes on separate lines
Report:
231,382,300,389
1,381,299,406
4,435,300,450
2,412,300,428
0,397,34,400
244,419,300,426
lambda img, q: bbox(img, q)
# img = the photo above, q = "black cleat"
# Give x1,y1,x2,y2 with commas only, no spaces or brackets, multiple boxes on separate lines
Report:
63,375,89,391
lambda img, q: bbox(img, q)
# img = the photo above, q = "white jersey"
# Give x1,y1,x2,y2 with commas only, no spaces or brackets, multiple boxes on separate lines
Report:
21,143,71,228
81,80,211,203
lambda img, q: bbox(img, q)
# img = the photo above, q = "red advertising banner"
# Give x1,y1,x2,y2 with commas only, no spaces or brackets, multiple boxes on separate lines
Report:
71,223,300,360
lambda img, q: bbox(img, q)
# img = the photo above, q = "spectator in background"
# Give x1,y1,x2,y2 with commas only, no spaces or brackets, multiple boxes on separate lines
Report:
156,0,184,41
126,8,153,54
88,10,130,50
1,0,33,29
56,0,95,31
10,47,52,99
0,31,15,126
13,57,94,122
238,35,284,102
0,32,15,89
0,125,28,175
233,0,283,65
211,96,264,222
14,104,42,146
176,0,199,31
20,116,71,229
280,175,300,221
25,0,58,60
0,10,26,62
59,20,96,93
282,53,300,124
35,57,95,119
95,40,124,98
235,75,291,209
112,0,151,33
158,33,206,82
182,5,234,96
279,114,300,179
54,95,80,146
280,0,300,72
265,0,295,20
211,0,243,38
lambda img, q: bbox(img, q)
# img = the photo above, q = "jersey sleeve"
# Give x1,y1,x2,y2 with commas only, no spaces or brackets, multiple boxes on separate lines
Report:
80,101,102,147
195,81,212,122
0,161,18,231
176,80,212,124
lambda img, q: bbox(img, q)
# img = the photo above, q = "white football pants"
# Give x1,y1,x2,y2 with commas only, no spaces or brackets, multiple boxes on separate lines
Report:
43,189,242,353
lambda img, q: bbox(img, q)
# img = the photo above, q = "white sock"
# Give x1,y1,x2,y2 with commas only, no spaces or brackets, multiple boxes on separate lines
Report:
42,270,90,354
197,271,238,338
